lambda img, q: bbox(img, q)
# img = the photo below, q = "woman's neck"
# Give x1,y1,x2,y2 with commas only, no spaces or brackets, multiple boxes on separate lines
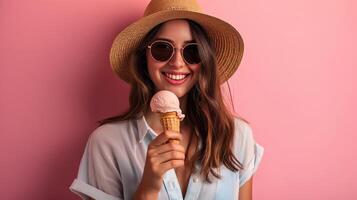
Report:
179,95,187,114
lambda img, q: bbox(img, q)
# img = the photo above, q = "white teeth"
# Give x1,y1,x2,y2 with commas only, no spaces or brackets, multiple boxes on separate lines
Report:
165,73,188,80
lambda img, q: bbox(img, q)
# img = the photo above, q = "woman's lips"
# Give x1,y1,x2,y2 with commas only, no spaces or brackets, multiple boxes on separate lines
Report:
162,72,190,85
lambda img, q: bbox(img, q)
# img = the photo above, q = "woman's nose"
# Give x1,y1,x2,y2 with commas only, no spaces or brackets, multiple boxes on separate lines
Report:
168,49,185,67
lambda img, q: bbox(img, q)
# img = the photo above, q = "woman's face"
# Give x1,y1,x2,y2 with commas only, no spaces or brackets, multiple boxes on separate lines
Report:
146,19,201,99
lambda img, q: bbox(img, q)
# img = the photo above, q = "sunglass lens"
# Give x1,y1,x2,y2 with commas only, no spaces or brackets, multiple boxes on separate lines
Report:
151,41,173,62
183,44,201,64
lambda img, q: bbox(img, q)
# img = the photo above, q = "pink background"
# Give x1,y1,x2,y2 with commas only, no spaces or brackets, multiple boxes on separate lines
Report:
1,0,356,199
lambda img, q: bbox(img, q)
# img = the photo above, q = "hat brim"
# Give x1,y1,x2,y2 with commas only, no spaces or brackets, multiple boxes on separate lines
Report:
110,10,244,84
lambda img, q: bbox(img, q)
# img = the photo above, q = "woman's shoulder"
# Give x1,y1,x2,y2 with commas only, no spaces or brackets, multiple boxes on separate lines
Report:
233,116,253,139
232,116,256,154
232,116,265,168
88,118,136,147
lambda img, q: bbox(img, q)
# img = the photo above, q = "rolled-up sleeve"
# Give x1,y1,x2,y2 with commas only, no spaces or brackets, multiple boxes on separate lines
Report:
234,119,264,188
69,126,124,200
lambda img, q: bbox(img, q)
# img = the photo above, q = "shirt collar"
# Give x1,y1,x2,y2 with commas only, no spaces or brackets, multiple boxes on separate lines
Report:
136,114,157,143
136,113,202,147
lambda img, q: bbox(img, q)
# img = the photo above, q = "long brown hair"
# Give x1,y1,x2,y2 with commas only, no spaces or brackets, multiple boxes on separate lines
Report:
98,19,245,183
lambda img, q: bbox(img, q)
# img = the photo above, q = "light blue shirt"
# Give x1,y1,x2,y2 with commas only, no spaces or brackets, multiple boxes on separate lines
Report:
69,115,264,200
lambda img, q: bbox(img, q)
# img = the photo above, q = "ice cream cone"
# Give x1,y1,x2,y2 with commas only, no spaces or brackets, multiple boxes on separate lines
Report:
150,90,185,144
160,111,180,144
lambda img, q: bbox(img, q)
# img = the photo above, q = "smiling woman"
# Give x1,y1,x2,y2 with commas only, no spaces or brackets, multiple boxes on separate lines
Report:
69,0,264,200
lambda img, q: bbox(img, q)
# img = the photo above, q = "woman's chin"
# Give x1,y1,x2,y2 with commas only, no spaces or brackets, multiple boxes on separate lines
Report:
167,89,186,98
154,84,193,98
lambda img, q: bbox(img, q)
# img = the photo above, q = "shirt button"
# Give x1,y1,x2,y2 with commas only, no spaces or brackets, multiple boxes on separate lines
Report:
193,177,199,183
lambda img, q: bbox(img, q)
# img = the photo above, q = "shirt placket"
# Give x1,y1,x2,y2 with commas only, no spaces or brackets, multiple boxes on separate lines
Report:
182,161,202,200
163,169,184,200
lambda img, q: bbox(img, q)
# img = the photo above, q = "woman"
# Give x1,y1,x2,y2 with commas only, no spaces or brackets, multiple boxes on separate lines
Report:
70,0,264,200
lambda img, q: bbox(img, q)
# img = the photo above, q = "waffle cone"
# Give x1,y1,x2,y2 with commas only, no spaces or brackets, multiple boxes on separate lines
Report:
160,111,180,144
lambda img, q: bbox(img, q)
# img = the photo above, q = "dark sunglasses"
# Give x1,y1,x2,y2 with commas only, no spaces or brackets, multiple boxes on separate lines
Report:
147,40,201,65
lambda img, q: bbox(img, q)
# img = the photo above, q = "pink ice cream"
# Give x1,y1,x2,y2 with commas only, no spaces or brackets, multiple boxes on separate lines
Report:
150,90,185,120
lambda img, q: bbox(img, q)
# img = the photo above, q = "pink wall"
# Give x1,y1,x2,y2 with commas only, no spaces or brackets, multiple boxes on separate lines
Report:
1,0,356,199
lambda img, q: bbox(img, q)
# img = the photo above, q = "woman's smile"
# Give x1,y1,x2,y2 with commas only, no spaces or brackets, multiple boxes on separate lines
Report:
161,72,191,85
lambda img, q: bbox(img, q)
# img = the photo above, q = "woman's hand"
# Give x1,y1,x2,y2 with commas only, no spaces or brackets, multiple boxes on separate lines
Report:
134,130,185,199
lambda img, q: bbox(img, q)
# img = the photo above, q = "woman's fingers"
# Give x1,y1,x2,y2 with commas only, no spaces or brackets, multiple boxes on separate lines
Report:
160,160,185,172
148,142,185,157
151,150,185,164
149,130,182,147
143,130,185,180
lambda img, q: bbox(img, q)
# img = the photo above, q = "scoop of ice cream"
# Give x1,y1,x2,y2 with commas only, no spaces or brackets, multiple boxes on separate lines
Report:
150,90,185,120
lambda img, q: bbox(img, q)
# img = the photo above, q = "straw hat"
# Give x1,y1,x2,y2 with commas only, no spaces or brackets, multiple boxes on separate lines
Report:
109,0,244,84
